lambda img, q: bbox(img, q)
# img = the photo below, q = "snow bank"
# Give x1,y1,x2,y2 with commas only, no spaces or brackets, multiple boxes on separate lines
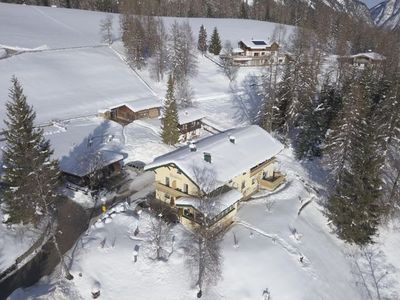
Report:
0,209,42,273
0,48,6,59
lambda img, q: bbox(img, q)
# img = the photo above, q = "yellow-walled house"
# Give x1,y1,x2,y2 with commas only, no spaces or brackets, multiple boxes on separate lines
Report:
145,125,285,230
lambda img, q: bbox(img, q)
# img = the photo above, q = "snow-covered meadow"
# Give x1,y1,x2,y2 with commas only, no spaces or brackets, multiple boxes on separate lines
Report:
0,3,399,300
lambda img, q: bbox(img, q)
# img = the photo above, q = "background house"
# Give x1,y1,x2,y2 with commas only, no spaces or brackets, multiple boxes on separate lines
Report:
228,39,280,66
177,108,205,141
145,125,285,230
339,52,385,68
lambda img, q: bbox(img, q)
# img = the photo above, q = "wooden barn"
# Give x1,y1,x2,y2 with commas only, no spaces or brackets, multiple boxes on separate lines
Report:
100,98,161,124
61,150,125,188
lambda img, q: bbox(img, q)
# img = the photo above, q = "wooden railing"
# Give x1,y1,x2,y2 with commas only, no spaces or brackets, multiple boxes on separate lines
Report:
155,182,190,198
258,173,285,191
250,158,276,177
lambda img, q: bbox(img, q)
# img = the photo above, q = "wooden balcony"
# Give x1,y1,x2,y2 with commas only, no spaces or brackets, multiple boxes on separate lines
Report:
155,182,189,198
258,172,285,191
250,157,276,177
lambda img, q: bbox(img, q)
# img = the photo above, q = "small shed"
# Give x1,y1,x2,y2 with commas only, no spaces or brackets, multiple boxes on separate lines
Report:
100,98,161,124
60,150,125,188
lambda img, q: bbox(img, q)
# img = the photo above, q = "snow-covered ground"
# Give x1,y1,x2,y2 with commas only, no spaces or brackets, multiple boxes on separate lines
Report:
0,47,157,130
1,3,399,300
10,149,400,300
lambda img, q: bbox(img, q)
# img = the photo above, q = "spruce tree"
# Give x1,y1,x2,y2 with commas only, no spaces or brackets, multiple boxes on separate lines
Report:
2,77,60,225
325,67,385,245
197,25,208,54
272,61,292,133
318,77,342,137
208,27,222,55
161,75,180,145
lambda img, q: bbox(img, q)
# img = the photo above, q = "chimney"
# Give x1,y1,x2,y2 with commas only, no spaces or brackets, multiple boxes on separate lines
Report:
203,152,211,163
229,135,236,144
189,143,197,152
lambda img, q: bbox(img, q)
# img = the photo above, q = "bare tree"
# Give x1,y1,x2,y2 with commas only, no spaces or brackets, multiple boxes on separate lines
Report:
220,41,239,82
149,18,169,82
175,76,195,108
185,165,223,297
145,209,174,261
351,246,397,300
100,14,114,44
169,21,198,81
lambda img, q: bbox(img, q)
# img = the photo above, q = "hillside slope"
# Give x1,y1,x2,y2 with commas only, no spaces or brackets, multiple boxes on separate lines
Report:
371,0,400,29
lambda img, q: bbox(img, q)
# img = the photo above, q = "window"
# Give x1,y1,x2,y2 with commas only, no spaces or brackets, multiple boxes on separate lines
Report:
254,53,259,57
177,170,182,175
252,178,256,185
183,208,194,219
183,184,188,193
165,177,170,187
241,181,246,189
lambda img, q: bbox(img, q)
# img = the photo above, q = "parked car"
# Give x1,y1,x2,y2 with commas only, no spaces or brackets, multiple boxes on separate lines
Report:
125,160,146,171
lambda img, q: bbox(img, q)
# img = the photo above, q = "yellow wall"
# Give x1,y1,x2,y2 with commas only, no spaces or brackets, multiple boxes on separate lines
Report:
154,164,199,203
153,159,276,203
227,161,275,199
152,158,277,229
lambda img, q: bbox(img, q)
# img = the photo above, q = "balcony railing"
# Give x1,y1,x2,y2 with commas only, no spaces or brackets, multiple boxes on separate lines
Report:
155,182,189,198
250,158,276,177
258,172,285,191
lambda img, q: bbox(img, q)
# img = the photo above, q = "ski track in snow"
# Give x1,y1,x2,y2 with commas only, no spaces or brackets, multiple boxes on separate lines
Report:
32,6,80,33
109,45,158,97
236,219,318,280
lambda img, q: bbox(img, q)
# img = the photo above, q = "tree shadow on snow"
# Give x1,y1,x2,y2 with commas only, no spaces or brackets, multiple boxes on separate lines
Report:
230,74,263,126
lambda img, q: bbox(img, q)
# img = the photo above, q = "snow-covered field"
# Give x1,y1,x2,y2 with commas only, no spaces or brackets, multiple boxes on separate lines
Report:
0,3,293,50
0,46,157,130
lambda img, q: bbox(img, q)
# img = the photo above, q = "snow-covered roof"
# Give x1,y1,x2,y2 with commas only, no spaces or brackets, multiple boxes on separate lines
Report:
145,125,284,187
240,39,273,50
44,117,126,177
108,97,161,112
350,52,386,61
232,48,244,53
178,108,205,125
176,188,242,219
60,150,125,178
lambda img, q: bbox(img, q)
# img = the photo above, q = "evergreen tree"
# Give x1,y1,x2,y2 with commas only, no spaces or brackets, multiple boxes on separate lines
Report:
318,77,342,137
197,25,208,54
161,75,180,145
208,27,222,55
272,61,293,133
2,77,60,225
324,67,361,181
325,67,385,245
239,1,248,19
